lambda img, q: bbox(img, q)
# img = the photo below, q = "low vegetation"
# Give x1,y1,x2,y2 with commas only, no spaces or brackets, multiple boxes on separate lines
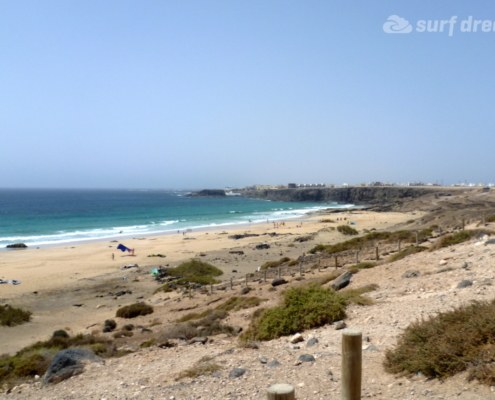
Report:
0,331,121,384
429,230,475,251
116,303,154,319
339,284,378,306
337,225,358,235
260,257,291,270
175,362,222,381
308,229,432,255
241,285,347,341
384,299,495,385
353,262,377,269
156,259,223,292
0,305,32,327
177,297,267,323
388,246,428,262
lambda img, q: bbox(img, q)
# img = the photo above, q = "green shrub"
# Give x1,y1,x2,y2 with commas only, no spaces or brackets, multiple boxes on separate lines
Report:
242,285,347,341
308,230,433,255
52,330,69,339
167,259,223,279
406,220,414,224
116,303,154,319
388,246,428,262
353,262,377,269
339,284,378,306
260,257,291,270
288,260,299,266
430,230,475,251
0,305,32,327
156,259,223,293
337,225,358,235
486,215,495,223
384,299,495,385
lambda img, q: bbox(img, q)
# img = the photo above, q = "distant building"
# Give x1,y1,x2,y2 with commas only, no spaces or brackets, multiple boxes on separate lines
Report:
288,183,297,188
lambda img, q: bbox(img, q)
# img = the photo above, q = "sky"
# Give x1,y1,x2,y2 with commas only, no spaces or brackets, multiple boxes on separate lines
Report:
1,1,494,189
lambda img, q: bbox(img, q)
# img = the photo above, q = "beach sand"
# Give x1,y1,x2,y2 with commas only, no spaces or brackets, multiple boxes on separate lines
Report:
0,210,414,355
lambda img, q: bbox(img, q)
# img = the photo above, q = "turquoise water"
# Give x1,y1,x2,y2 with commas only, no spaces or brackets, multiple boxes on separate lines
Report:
0,189,354,247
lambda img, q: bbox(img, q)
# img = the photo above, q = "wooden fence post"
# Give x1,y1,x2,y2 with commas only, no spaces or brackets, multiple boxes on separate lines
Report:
334,256,338,269
483,213,486,227
264,269,267,282
189,288,192,299
278,267,281,278
341,329,362,400
245,274,249,287
267,383,295,400
398,239,401,253
462,219,465,231
230,278,233,290
375,246,379,261
318,258,321,272
299,262,302,276
355,251,359,264
210,283,213,294
416,231,419,246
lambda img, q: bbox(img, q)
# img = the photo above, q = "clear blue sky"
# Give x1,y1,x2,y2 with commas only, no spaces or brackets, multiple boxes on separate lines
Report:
1,1,494,189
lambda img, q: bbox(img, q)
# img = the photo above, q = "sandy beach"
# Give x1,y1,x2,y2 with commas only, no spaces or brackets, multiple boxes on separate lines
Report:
0,209,413,355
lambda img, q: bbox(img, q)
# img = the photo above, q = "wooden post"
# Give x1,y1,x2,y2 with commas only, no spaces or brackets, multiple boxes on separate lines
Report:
483,214,486,227
416,231,419,246
341,329,362,400
355,251,359,264
210,283,213,294
245,274,248,287
278,266,281,278
318,258,321,272
462,219,465,231
264,269,267,282
189,288,192,300
375,246,379,261
267,383,295,400
334,256,338,269
230,278,233,290
299,262,302,276
398,239,401,253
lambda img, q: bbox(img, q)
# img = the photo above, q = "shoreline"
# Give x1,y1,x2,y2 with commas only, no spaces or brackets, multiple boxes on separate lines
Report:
0,208,414,355
0,203,358,251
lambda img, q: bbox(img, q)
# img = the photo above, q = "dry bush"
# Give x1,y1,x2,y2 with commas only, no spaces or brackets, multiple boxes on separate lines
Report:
0,305,32,327
388,246,428,262
339,284,378,306
384,299,495,385
116,303,153,319
175,363,222,381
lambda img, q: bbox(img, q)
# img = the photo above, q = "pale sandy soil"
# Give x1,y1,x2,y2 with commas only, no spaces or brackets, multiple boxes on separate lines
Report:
0,210,411,355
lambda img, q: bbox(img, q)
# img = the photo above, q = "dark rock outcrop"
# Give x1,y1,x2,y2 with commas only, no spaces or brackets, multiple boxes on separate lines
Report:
243,187,447,205
6,243,27,249
185,189,226,197
42,349,103,386
331,272,352,291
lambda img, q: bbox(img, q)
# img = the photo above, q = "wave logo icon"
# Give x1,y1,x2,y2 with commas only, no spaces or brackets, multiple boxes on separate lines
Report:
383,15,412,33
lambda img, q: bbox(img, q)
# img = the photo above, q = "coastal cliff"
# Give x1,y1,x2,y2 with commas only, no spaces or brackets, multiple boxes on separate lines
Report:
185,189,226,197
242,187,448,205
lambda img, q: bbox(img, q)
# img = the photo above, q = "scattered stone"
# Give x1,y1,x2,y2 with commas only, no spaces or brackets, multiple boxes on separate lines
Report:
233,327,243,335
240,287,252,295
331,272,352,291
306,338,319,347
229,368,246,378
42,349,103,386
258,355,267,364
334,321,346,330
457,280,473,289
290,333,304,344
402,270,420,278
439,259,448,266
232,270,238,273
187,337,207,345
298,354,316,362
363,344,378,351
267,360,281,368
116,344,140,353
271,278,287,287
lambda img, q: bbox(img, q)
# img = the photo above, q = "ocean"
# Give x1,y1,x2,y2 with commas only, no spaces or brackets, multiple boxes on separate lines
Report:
0,189,354,248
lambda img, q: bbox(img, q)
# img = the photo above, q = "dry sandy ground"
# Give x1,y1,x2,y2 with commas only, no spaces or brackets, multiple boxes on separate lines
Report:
0,210,410,355
4,230,495,399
